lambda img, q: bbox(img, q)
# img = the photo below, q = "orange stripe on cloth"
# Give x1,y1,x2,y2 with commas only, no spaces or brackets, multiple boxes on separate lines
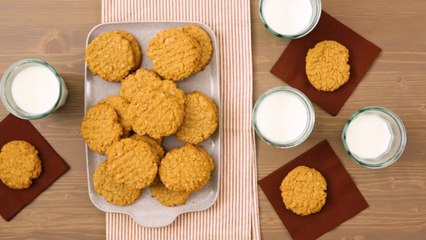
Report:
102,0,260,239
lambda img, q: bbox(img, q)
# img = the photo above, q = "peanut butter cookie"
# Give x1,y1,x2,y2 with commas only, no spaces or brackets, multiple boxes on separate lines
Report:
176,91,219,144
0,141,42,189
98,96,132,136
159,144,214,192
81,104,123,155
150,181,191,207
129,134,165,164
85,31,135,82
93,160,141,206
147,29,201,81
107,138,158,189
112,30,142,71
120,69,163,102
305,40,350,92
280,166,327,216
180,25,213,72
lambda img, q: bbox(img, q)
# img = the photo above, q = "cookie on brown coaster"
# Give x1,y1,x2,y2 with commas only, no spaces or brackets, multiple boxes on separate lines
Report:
280,165,327,216
128,83,185,139
81,104,123,155
107,138,158,189
147,29,201,81
93,160,141,206
305,40,350,92
180,25,213,73
98,96,133,136
112,30,142,71
0,141,42,189
176,91,219,144
150,181,191,207
159,144,214,192
85,31,135,82
120,68,163,102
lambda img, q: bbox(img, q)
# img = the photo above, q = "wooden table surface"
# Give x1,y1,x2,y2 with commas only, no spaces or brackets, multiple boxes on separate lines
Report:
0,0,425,239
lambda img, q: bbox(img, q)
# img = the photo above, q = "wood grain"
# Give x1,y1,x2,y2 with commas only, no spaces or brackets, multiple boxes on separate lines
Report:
0,0,425,239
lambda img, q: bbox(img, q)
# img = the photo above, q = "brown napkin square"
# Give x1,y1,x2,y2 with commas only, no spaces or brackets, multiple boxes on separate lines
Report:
258,140,368,240
0,114,70,221
271,11,382,116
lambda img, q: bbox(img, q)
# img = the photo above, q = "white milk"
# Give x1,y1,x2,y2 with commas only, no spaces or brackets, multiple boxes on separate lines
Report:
345,113,393,159
11,65,60,115
262,0,313,36
255,91,308,143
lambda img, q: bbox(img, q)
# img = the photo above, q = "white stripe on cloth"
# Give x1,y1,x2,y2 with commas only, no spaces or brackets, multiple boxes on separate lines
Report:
102,0,260,239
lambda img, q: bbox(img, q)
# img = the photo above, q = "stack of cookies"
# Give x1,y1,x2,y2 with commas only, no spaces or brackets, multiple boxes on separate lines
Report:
82,25,218,207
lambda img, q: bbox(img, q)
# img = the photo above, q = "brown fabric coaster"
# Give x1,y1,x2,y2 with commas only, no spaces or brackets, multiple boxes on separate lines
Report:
270,11,382,116
0,114,70,221
258,140,368,240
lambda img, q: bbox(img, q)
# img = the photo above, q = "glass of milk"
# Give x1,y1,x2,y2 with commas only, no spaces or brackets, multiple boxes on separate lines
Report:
342,107,407,169
253,86,315,148
259,0,322,39
0,59,68,119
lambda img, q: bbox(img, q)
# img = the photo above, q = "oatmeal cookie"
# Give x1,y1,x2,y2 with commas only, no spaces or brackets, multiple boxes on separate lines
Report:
107,138,158,189
85,31,135,82
150,181,190,207
81,104,123,155
147,29,201,81
112,30,142,71
93,160,141,206
129,134,164,164
98,95,132,136
305,40,350,91
129,87,185,139
120,69,163,102
0,140,42,189
176,91,218,144
280,166,327,216
180,25,213,72
159,144,214,192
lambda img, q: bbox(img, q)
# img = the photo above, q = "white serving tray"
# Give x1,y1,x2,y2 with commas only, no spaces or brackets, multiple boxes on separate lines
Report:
84,21,220,227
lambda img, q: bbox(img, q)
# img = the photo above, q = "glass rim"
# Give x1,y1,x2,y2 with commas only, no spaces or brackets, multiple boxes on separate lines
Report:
253,86,315,148
0,58,64,120
341,106,407,169
258,0,322,39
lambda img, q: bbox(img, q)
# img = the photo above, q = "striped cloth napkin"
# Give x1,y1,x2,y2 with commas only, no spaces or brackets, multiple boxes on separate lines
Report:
102,0,260,239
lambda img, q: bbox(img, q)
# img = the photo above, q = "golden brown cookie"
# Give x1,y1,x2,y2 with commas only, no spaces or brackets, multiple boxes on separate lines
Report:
0,141,42,189
159,144,214,192
176,91,219,144
280,166,327,216
129,134,165,164
305,40,350,92
128,86,185,139
150,181,191,207
98,96,132,136
112,30,142,71
180,25,213,72
81,104,123,155
120,68,162,102
107,138,158,189
85,31,135,82
93,160,141,206
147,29,201,81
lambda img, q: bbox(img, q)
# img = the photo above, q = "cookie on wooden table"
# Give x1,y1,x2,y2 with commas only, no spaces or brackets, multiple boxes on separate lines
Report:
176,91,218,144
81,104,123,155
159,144,214,192
147,29,201,81
305,40,350,92
280,165,327,216
0,141,42,189
93,160,141,206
